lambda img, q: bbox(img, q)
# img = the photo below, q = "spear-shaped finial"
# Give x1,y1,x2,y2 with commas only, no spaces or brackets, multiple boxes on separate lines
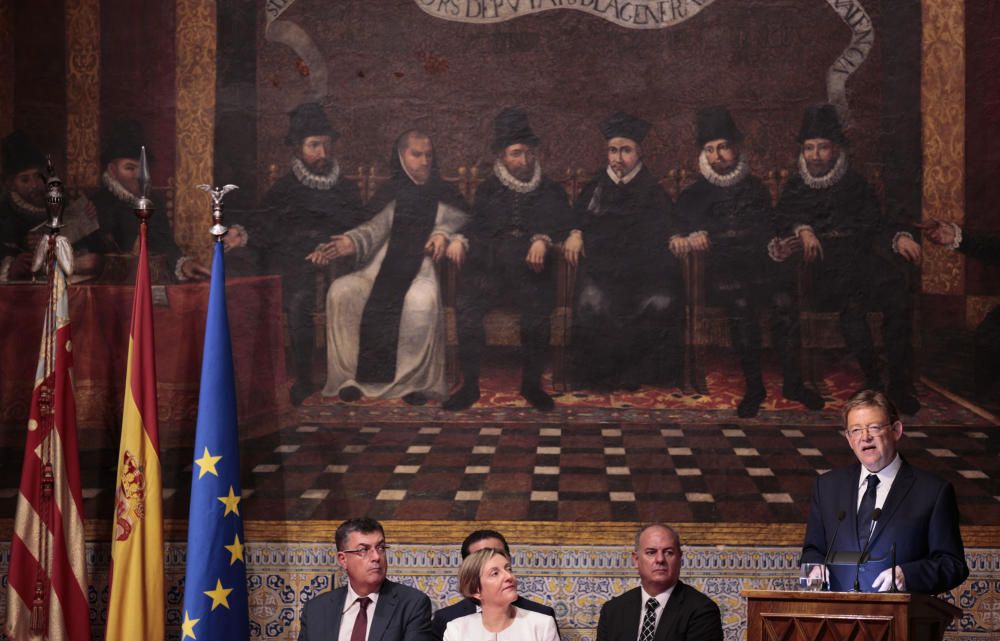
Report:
134,146,153,222
197,183,239,240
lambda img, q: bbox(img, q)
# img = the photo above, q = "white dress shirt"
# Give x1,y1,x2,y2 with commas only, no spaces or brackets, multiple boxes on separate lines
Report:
607,162,644,185
338,582,381,641
637,584,675,636
855,453,902,514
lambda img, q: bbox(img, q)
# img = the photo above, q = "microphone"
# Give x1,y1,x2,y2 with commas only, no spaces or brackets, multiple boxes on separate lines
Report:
852,507,882,592
823,511,847,564
888,543,898,593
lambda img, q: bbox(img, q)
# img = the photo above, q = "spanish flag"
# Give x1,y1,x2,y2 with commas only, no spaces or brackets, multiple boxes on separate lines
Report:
104,221,165,641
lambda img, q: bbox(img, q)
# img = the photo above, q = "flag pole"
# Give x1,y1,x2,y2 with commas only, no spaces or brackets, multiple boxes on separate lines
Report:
180,181,248,641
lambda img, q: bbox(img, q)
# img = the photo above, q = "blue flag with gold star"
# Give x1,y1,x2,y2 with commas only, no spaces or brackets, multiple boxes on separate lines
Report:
181,242,249,641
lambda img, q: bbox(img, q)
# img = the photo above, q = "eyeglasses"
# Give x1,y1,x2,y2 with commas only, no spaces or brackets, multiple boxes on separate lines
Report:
341,544,390,558
845,423,892,439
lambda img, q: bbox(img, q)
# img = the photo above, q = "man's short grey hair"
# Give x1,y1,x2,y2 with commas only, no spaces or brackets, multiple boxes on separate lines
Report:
634,523,682,550
841,389,899,429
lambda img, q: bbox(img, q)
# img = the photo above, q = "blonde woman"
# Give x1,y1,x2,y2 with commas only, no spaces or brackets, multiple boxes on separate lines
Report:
443,548,560,641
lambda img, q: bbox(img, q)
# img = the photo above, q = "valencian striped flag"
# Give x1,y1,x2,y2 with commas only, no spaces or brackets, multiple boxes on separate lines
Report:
105,219,165,641
5,241,91,641
180,241,248,641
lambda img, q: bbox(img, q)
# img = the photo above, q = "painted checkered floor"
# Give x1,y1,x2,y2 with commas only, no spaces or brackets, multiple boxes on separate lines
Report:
7,415,993,525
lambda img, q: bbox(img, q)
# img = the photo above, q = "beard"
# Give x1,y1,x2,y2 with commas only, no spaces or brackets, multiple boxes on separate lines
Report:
505,161,534,181
304,157,332,175
710,160,737,175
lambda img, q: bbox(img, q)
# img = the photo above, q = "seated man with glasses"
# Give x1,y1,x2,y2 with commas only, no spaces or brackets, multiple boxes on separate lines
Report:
298,517,433,641
800,390,969,593
431,529,558,641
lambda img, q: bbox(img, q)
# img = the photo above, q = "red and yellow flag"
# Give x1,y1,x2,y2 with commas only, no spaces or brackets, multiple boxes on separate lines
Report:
5,246,91,641
105,223,165,641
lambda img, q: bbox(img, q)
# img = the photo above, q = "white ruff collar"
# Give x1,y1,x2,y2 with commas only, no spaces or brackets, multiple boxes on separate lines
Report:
798,151,848,189
292,157,340,190
493,159,541,193
699,151,749,188
10,191,46,216
102,170,140,207
607,161,643,185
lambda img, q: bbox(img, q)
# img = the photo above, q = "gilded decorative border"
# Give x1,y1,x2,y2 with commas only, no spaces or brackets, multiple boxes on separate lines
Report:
65,0,100,188
0,0,13,134
174,0,217,263
921,0,965,295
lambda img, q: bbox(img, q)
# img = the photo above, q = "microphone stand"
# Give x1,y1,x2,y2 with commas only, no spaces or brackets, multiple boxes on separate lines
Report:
852,508,881,592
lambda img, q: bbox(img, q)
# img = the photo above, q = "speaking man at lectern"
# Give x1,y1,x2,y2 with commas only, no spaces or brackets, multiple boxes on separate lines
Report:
800,390,969,593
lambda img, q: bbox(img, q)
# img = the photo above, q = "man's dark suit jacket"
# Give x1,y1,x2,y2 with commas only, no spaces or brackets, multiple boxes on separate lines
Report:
800,459,969,594
298,578,433,641
596,581,722,641
430,595,557,641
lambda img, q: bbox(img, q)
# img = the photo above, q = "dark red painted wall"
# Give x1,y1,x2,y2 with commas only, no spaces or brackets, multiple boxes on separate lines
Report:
965,0,1000,295
100,0,177,187
12,0,66,170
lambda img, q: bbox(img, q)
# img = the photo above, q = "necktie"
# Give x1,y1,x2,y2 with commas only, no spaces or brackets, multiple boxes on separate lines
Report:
856,474,879,548
638,597,659,641
350,596,371,641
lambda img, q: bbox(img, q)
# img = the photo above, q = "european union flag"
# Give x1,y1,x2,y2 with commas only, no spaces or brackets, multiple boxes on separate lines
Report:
181,242,249,641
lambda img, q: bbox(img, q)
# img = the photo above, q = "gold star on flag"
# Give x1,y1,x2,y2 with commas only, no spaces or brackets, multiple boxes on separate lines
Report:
217,485,241,516
204,579,234,611
195,447,222,479
225,533,245,565
181,611,200,639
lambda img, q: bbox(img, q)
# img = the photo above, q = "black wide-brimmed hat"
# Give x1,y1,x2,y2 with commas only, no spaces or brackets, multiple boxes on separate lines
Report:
101,119,152,166
285,102,338,146
696,106,744,146
1,130,46,178
492,107,540,152
598,111,650,143
797,104,847,145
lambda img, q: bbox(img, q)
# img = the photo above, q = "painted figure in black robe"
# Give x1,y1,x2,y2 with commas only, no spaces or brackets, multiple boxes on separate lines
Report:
240,103,364,405
571,112,684,391
675,107,824,417
90,120,210,281
444,108,574,411
1,131,102,281
920,219,1000,401
1,131,50,281
775,105,923,414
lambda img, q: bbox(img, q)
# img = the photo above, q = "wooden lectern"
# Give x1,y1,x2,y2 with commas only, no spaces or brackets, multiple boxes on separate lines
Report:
743,590,961,641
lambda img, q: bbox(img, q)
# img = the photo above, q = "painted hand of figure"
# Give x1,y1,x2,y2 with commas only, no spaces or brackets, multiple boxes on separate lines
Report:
772,236,802,261
799,229,824,263
668,235,690,258
563,232,584,267
305,249,330,266
915,219,956,246
525,239,547,273
181,259,211,280
84,199,98,221
896,235,922,264
871,566,905,592
447,238,466,269
426,234,447,262
319,235,356,261
688,232,710,252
